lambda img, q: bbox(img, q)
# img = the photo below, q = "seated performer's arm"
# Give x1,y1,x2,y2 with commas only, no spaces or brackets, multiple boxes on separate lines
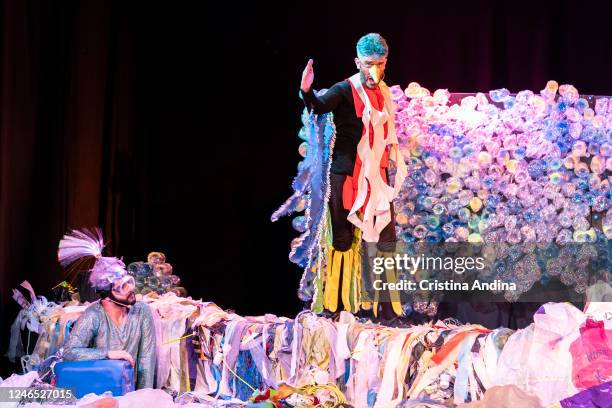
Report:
62,306,107,361
299,58,344,114
135,303,157,389
63,305,134,366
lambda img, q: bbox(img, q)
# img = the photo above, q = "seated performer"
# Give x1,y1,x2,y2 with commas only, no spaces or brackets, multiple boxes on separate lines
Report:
59,228,157,389
299,33,407,320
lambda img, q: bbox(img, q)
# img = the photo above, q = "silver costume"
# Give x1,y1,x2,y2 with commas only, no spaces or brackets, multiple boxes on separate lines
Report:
62,301,157,389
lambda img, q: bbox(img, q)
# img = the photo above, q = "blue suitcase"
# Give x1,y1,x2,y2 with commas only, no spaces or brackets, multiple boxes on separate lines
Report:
54,360,135,398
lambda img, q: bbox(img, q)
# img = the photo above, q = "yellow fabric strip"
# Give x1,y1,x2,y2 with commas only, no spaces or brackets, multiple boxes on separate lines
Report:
373,286,379,318
323,249,334,311
379,250,404,317
312,209,333,314
341,250,353,312
351,246,361,313
324,249,343,312
312,261,324,314
385,264,404,316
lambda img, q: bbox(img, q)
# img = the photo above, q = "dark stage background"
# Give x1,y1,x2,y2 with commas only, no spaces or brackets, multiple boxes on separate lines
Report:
1,0,611,377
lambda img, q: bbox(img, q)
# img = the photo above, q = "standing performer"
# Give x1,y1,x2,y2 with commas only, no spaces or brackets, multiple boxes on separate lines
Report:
58,228,157,389
273,33,407,320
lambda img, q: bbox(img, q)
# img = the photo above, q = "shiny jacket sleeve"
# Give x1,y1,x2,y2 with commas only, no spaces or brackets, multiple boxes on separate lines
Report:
136,303,157,389
62,305,108,361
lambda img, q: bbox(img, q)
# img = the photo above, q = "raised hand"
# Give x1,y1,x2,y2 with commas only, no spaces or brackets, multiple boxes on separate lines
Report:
300,59,314,93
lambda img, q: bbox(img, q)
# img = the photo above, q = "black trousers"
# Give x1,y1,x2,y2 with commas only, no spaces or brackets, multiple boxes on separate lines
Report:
329,172,397,251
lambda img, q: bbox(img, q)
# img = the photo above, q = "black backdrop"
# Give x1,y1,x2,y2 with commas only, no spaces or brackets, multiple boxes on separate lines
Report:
1,0,611,377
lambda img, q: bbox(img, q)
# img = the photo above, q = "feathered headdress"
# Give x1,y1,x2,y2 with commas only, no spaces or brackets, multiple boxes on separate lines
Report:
58,227,127,291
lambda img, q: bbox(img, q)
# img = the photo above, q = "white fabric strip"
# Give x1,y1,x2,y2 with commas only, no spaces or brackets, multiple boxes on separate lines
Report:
347,73,407,242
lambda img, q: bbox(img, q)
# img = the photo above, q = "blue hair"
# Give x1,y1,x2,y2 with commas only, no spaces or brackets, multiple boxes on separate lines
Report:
356,33,388,58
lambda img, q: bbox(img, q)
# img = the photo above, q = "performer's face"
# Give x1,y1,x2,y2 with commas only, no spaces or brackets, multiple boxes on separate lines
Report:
355,55,387,89
111,275,136,305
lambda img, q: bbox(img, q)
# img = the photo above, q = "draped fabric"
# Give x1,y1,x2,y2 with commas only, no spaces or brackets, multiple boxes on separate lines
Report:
345,73,407,243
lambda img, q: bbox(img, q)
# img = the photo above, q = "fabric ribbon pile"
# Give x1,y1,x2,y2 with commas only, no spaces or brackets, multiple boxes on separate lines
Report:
4,285,611,407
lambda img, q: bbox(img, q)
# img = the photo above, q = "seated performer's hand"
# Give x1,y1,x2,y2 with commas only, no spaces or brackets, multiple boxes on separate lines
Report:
300,58,314,93
107,350,135,367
